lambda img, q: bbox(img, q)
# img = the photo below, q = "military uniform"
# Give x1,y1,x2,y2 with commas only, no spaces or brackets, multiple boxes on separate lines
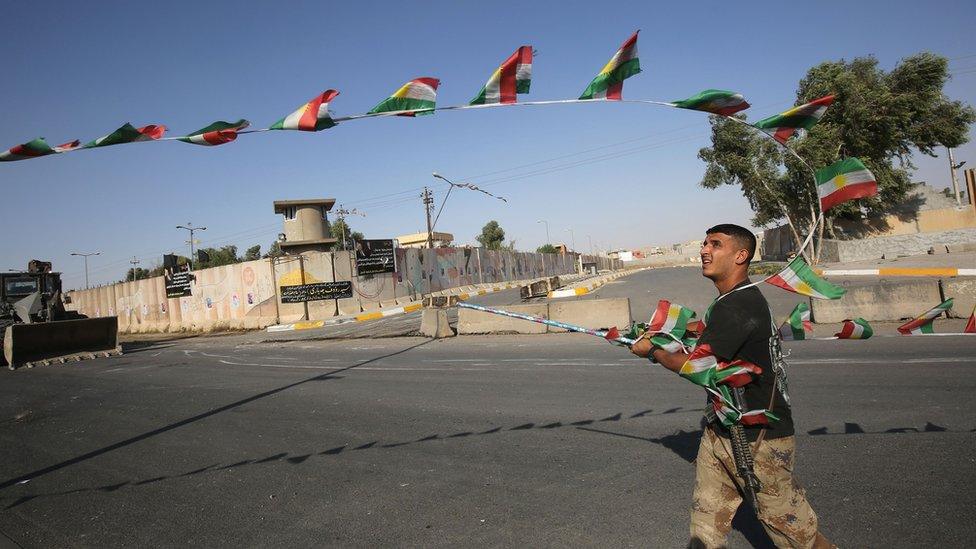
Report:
688,281,833,548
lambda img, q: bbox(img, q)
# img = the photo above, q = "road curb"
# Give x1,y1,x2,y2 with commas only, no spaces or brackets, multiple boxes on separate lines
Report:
265,274,592,333
817,267,976,277
547,269,639,298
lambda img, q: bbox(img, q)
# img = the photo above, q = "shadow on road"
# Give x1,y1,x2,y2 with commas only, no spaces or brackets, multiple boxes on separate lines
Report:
2,405,699,509
0,339,433,493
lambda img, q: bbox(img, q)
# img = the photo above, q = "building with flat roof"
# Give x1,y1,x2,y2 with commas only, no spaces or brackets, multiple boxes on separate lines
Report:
396,231,454,248
273,199,337,254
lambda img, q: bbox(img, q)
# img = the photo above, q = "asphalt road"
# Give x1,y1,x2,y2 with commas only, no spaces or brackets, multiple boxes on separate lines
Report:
1,332,974,548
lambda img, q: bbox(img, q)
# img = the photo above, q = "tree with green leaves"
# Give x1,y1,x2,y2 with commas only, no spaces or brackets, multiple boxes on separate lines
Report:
194,245,240,269
536,244,557,254
476,220,506,250
330,218,365,251
124,267,151,282
264,241,283,258
699,52,974,262
243,245,261,261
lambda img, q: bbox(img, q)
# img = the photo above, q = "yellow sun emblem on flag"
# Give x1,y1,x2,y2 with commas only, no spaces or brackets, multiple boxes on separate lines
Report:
834,173,847,190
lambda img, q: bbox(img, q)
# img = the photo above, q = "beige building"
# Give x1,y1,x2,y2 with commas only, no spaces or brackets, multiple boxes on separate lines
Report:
274,199,337,254
396,231,454,248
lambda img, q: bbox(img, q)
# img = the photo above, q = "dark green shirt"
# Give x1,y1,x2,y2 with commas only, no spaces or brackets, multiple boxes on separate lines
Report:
698,281,794,441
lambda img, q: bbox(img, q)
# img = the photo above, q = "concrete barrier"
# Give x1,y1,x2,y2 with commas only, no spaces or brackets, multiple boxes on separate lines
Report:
943,278,976,319
810,279,943,323
458,304,549,334
548,298,632,332
4,317,120,368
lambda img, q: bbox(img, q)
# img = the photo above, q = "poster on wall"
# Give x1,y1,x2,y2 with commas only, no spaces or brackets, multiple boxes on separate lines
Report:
355,239,396,275
280,281,353,303
164,262,193,298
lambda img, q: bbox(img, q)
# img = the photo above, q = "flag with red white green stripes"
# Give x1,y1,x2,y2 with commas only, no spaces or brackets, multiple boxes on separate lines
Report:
816,157,878,211
646,299,697,352
754,95,834,144
470,46,532,105
270,90,339,131
835,318,873,339
678,343,775,427
579,31,640,101
779,302,812,341
368,78,440,116
0,137,80,161
764,256,846,300
897,298,953,335
83,123,167,149
671,89,750,116
178,119,250,146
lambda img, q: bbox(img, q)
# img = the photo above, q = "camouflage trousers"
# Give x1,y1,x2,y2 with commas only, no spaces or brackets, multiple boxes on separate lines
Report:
689,427,834,548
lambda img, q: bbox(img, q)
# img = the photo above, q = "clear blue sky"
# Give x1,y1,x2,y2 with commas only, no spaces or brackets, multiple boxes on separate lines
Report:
2,0,974,289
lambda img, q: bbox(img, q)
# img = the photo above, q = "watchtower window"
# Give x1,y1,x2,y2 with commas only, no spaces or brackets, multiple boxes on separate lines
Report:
283,206,297,220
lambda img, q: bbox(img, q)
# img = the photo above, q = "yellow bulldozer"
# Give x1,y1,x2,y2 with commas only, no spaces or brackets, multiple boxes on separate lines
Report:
1,260,120,370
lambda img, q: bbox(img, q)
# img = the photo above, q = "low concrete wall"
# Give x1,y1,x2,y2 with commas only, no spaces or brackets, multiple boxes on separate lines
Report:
810,279,943,323
548,299,631,332
819,228,976,263
943,279,976,319
457,298,631,335
458,304,549,334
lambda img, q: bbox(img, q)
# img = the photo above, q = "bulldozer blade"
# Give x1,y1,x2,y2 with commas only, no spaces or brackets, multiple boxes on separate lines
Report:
4,317,120,369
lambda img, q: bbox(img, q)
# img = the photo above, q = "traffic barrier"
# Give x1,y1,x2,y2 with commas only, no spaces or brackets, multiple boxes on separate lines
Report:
4,317,120,369
548,299,632,333
810,279,943,323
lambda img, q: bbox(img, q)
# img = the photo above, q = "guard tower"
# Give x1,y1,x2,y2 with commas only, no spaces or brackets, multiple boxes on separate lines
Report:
273,199,337,254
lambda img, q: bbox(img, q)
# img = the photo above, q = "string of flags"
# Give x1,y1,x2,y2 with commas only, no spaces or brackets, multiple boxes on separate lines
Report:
0,26,862,220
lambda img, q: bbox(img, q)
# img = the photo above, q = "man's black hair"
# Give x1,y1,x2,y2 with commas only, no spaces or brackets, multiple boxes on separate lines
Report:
706,224,757,263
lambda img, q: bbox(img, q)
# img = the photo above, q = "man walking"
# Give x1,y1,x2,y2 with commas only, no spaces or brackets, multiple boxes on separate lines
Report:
631,224,833,548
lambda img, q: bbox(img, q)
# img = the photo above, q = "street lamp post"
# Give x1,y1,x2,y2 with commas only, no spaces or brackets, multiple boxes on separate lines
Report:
176,223,207,269
70,251,101,289
536,219,550,246
587,234,594,256
566,228,576,251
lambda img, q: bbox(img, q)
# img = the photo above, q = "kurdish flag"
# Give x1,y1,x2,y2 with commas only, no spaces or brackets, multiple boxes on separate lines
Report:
470,46,533,105
679,343,773,427
764,256,846,300
83,123,167,149
672,89,750,116
368,78,440,116
835,318,873,339
965,304,975,334
0,137,80,161
646,299,697,352
816,157,878,211
579,31,640,101
897,298,953,335
178,120,250,146
779,302,812,341
754,95,835,144
679,343,763,389
270,89,339,131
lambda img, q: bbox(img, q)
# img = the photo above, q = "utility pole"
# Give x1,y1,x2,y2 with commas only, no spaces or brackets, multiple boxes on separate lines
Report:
948,147,965,206
566,228,576,251
70,251,100,289
332,204,367,251
128,256,140,281
422,187,434,249
176,223,206,269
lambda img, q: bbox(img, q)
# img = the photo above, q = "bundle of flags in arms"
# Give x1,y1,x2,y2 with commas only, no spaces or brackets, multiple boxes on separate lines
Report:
621,291,974,429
